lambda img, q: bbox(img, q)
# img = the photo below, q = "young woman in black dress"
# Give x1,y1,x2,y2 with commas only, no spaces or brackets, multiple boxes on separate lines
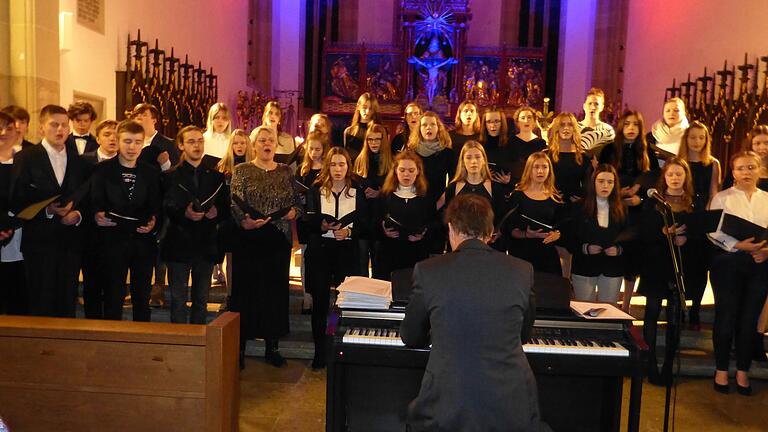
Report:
449,100,481,176
376,151,435,279
304,147,366,369
296,132,329,312
391,102,422,154
343,92,382,161
478,106,516,190
548,112,592,204
638,158,697,385
509,106,547,178
599,110,659,311
507,151,564,275
677,121,721,330
353,123,394,277
441,141,508,251
406,111,453,254
568,164,628,304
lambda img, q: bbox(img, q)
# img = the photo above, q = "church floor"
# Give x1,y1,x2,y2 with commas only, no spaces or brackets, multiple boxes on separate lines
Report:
238,358,768,432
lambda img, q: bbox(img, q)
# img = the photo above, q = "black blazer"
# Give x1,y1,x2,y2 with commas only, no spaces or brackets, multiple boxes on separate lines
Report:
9,143,89,253
89,157,162,243
303,185,368,241
139,132,180,169
566,203,631,278
66,133,99,155
161,161,228,263
401,239,545,432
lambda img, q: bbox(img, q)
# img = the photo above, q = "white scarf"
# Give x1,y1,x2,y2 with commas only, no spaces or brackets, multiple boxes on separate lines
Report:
651,118,689,156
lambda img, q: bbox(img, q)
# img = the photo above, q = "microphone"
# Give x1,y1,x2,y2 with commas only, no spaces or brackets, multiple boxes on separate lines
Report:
647,188,671,207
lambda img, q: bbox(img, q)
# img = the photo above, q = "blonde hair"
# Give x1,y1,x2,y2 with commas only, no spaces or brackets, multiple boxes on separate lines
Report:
205,102,232,135
354,123,393,178
381,150,428,197
454,100,481,134
217,129,254,176
300,131,329,176
450,140,492,183
515,151,563,203
548,112,584,164
249,125,277,146
407,111,452,150
678,121,714,166
261,101,284,131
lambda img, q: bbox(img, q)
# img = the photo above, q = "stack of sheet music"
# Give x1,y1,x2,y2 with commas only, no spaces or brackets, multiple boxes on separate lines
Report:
336,276,392,310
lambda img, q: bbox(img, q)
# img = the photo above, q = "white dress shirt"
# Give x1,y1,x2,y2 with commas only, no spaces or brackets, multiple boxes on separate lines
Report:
41,139,67,186
320,186,356,240
73,133,89,155
708,186,768,252
203,130,230,159
96,148,116,162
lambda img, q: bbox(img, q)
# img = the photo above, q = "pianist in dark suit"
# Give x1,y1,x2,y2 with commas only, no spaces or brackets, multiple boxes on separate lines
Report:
400,193,549,432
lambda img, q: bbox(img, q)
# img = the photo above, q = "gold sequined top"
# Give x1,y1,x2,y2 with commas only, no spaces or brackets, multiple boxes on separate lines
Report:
230,162,302,241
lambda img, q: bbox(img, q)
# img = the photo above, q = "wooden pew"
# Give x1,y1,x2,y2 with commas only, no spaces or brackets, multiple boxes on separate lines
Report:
0,312,240,431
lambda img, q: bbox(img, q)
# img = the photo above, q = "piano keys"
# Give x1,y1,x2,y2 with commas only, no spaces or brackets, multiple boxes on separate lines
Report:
327,309,647,432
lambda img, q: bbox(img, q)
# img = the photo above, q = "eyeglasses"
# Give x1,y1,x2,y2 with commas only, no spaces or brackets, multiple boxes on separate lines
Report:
486,120,502,124
367,138,383,142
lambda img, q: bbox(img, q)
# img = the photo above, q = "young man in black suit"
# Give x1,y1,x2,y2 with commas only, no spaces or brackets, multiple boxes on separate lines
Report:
90,119,162,321
130,103,179,172
79,119,118,319
401,194,550,432
66,101,99,155
1,105,34,150
0,111,26,315
130,103,177,305
162,125,228,324
9,104,88,317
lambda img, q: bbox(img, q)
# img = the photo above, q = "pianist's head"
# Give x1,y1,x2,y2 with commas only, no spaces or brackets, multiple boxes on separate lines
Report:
445,194,494,249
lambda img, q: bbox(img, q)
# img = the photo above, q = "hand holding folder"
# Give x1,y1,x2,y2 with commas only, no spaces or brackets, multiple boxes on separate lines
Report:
177,182,224,213
721,213,768,242
383,215,426,237
232,194,292,221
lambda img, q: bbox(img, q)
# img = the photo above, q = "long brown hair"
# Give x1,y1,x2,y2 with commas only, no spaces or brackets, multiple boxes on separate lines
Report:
299,131,329,176
656,157,694,212
354,123,393,178
678,120,714,166
450,140,492,184
548,112,584,164
314,147,354,199
582,164,625,223
745,124,768,151
454,100,481,134
610,110,650,172
478,106,509,148
515,151,563,203
348,92,382,137
381,150,428,197
407,111,452,150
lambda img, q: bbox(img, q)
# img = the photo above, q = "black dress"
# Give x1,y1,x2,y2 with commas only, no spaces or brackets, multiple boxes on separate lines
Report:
448,131,479,177
376,192,434,280
552,152,591,203
296,167,321,245
418,148,452,254
343,122,369,162
229,163,301,346
685,161,717,324
483,135,518,195
444,180,509,251
507,191,564,275
688,161,714,211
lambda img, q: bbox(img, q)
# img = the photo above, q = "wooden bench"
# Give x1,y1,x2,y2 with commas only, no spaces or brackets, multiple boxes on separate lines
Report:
0,312,240,431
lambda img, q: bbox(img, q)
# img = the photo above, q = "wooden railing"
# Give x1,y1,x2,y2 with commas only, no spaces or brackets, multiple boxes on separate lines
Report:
0,312,240,431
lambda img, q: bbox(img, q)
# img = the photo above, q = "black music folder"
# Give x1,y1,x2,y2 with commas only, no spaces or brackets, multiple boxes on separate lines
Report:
488,162,511,177
232,194,292,220
533,271,573,314
0,195,62,230
177,182,223,213
107,211,150,230
383,214,425,236
721,213,768,242
390,267,414,309
307,211,357,228
594,229,636,248
683,209,723,236
293,179,311,193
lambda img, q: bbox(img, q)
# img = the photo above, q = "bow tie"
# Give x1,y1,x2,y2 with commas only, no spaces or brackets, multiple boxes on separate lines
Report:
74,134,90,139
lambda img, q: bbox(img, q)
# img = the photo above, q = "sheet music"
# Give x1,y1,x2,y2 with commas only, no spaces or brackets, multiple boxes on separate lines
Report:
571,301,636,320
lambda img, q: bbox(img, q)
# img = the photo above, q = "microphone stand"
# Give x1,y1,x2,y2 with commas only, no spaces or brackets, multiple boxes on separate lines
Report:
654,201,687,432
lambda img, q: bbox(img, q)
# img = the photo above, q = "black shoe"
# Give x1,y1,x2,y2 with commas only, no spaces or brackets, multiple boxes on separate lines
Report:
737,384,752,396
713,380,730,394
265,348,287,367
311,354,326,370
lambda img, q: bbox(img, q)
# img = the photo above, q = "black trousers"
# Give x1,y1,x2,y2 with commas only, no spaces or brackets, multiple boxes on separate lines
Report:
0,260,27,315
710,251,768,371
643,293,674,378
24,250,81,318
81,248,106,319
101,237,156,322
307,238,356,356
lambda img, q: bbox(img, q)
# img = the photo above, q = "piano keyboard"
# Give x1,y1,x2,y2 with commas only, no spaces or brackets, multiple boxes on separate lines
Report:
342,327,629,357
